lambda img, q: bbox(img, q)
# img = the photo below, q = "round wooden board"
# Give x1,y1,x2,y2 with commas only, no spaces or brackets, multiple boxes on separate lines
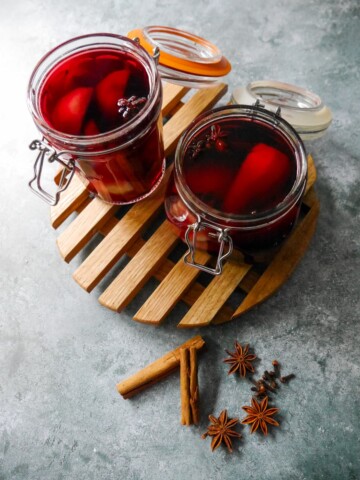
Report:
50,82,319,328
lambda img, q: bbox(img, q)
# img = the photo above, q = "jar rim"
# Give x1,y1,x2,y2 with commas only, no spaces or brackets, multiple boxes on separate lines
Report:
174,105,308,228
27,33,161,153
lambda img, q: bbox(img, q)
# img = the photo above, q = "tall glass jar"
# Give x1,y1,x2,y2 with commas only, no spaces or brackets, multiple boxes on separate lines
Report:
28,33,164,205
164,105,308,274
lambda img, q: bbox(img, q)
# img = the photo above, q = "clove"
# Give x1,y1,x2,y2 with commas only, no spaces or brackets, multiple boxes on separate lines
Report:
280,374,295,384
272,360,280,377
261,380,276,393
263,370,278,388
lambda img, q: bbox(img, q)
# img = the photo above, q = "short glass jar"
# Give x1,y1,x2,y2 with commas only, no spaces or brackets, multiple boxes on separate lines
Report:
164,104,308,274
28,33,164,205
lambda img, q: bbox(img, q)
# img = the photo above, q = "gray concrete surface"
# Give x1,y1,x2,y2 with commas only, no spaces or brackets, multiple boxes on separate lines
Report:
0,0,359,479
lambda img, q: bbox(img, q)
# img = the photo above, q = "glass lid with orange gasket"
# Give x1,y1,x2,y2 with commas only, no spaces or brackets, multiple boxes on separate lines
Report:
127,26,231,88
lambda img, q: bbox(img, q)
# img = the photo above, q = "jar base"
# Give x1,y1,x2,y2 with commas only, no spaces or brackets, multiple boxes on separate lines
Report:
85,157,166,206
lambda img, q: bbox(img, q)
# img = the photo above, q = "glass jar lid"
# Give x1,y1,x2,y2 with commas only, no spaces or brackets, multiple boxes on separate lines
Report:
231,80,332,140
127,26,231,88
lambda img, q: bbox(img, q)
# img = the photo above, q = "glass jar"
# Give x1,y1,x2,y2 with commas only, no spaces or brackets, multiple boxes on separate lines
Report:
164,104,308,274
28,33,164,205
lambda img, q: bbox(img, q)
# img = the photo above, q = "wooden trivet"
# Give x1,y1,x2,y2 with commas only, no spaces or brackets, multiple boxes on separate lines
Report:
50,82,319,328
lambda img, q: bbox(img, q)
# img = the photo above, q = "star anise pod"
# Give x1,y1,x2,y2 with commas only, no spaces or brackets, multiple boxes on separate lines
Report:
223,341,256,377
241,396,279,435
207,124,227,151
188,124,228,158
201,410,242,453
209,124,226,141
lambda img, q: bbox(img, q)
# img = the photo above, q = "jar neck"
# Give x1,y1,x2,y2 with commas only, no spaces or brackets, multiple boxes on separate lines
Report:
27,33,162,153
174,105,308,229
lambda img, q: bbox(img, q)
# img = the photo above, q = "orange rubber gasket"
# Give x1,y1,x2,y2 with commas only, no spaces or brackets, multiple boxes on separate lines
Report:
128,28,231,77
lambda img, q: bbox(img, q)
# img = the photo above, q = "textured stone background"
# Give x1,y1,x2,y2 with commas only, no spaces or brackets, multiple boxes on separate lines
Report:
0,0,359,479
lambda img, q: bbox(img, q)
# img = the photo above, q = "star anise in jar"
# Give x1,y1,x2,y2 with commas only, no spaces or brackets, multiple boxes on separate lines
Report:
201,409,242,453
188,124,228,159
208,124,227,151
241,396,279,435
223,341,256,377
117,95,147,120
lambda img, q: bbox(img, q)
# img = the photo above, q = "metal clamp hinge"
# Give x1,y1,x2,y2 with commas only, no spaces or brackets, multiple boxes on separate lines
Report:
132,36,160,66
28,139,75,206
184,221,233,275
152,46,160,65
251,100,282,125
253,99,265,109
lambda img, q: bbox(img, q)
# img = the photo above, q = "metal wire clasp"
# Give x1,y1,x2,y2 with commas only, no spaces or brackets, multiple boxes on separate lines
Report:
28,139,75,206
152,46,160,65
184,221,233,275
251,100,282,125
132,36,160,65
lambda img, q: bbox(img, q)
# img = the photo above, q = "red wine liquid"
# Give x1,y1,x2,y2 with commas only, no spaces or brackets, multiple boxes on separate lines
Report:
165,119,301,252
39,48,164,204
40,48,150,135
183,119,296,216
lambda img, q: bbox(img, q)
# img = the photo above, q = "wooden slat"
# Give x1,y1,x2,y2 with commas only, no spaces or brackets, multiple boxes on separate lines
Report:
161,83,189,117
56,198,117,262
302,186,317,209
54,167,64,186
305,154,316,195
163,83,227,154
211,305,235,325
99,221,179,311
50,174,89,229
214,192,320,323
134,250,212,325
178,260,251,328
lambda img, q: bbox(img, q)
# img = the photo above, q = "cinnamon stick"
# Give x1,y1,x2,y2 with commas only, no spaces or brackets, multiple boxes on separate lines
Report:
180,347,200,426
180,349,191,425
189,347,199,425
117,335,205,399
